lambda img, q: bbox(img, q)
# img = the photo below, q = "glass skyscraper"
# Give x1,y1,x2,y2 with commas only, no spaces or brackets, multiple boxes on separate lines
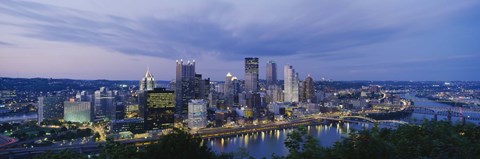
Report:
245,57,259,93
144,88,175,130
266,60,277,86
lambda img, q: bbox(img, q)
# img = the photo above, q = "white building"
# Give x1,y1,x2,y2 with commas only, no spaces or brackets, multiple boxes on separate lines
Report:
64,101,92,123
188,99,208,129
284,64,299,102
139,67,155,91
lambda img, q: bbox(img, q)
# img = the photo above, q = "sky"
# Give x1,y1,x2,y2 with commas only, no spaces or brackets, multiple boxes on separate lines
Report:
1,0,479,81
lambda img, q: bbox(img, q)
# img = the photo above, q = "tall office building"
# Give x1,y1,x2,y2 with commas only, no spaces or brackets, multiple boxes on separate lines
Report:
224,72,237,107
245,57,259,93
224,72,234,96
144,88,175,130
266,60,277,86
139,67,156,91
94,87,115,120
188,99,208,129
267,85,284,103
195,74,210,101
38,95,65,123
175,59,196,115
64,101,92,123
301,75,316,103
284,65,299,102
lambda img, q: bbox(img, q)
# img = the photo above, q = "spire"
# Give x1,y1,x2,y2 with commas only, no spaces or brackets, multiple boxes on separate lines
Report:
145,67,153,78
226,72,232,77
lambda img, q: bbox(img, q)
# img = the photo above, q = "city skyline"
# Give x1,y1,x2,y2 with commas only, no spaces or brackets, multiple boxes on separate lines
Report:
1,0,480,81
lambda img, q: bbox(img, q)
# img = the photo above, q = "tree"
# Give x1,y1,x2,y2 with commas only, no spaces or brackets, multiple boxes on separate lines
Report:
283,126,327,159
93,132,100,141
96,138,141,159
37,130,46,137
33,149,86,159
143,129,216,159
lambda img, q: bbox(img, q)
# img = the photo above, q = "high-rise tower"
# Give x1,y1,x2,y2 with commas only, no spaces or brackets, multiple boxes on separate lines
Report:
175,59,196,115
144,88,175,130
245,57,259,93
284,64,299,102
139,67,155,91
38,95,65,124
301,75,316,103
266,60,277,86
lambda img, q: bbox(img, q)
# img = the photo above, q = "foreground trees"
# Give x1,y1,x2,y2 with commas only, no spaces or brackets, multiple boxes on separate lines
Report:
280,121,480,159
35,121,480,159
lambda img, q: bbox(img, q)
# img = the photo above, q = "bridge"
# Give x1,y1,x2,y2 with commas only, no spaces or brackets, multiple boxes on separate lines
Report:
407,106,480,121
337,116,408,124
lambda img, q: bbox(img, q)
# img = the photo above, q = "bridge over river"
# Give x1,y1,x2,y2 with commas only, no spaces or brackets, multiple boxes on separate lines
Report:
198,116,406,139
407,106,480,121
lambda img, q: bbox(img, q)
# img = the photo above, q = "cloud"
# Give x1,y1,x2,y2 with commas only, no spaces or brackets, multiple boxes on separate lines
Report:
0,41,13,46
1,0,479,80
3,0,472,61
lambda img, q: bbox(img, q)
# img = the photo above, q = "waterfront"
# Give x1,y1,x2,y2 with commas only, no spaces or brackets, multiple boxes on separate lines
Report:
1,94,479,158
0,112,36,123
209,94,480,158
208,122,367,158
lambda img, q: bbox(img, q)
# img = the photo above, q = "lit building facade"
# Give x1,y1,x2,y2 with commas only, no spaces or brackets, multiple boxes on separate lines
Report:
188,99,208,129
64,101,92,123
144,88,175,130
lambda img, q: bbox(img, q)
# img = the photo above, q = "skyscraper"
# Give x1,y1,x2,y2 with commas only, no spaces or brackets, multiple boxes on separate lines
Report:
175,59,196,115
266,60,277,86
38,95,65,123
224,72,236,107
301,75,316,103
94,87,115,120
188,99,207,129
245,57,259,93
139,67,156,91
224,72,233,96
284,64,299,102
144,88,175,131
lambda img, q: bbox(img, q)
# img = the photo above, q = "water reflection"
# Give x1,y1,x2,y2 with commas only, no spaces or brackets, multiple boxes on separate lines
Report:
209,122,368,158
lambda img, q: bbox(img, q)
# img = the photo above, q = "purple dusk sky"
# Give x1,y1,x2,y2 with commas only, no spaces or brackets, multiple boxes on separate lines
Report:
1,0,479,81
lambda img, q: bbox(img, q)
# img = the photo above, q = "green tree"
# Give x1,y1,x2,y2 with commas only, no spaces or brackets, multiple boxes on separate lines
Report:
143,129,216,159
96,138,141,159
283,126,327,159
33,149,86,159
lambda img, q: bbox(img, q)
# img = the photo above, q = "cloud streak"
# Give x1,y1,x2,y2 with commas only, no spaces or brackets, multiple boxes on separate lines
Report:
1,0,479,80
0,0,451,60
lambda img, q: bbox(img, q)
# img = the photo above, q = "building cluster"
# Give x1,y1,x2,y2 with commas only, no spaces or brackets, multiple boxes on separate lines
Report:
34,57,433,138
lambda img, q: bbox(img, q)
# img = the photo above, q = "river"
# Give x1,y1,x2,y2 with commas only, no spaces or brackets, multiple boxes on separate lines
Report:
0,112,37,123
208,122,370,158
209,93,479,158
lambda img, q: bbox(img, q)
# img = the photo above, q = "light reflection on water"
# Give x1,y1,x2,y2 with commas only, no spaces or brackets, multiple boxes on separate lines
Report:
208,122,369,158
209,94,480,158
